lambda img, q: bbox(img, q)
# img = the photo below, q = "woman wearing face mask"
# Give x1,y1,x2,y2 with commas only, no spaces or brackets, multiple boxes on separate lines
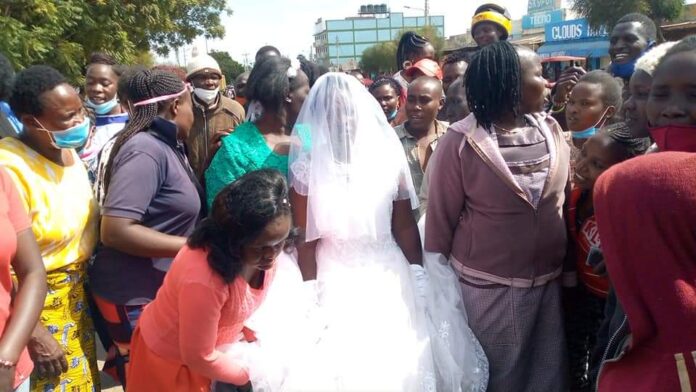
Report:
645,35,696,152
623,42,677,139
565,71,623,150
0,65,100,391
80,52,128,184
205,56,310,208
368,77,403,127
89,70,203,388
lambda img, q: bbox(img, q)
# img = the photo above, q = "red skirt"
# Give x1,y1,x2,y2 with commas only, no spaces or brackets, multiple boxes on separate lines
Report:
128,326,211,391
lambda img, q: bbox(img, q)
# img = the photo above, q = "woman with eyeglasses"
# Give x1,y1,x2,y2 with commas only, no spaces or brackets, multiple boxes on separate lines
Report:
0,65,100,391
88,69,203,387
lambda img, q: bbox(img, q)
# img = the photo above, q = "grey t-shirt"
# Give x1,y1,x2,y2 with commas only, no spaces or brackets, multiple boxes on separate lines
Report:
90,119,201,305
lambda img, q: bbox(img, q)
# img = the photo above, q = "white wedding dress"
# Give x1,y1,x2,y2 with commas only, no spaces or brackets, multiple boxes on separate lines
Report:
220,73,488,392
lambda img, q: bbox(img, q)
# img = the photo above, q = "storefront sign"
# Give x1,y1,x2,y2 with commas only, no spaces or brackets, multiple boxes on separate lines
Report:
528,0,558,14
522,9,565,30
545,18,609,42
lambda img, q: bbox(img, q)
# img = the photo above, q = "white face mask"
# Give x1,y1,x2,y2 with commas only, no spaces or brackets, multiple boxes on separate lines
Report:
193,87,219,104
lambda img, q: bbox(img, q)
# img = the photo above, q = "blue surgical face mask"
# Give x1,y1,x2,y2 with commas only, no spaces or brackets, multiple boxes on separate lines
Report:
36,117,91,149
610,61,637,79
86,96,119,115
571,107,613,140
387,108,398,121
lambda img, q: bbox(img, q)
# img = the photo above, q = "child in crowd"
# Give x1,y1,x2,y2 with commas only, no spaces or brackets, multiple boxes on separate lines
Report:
566,70,623,149
565,122,650,390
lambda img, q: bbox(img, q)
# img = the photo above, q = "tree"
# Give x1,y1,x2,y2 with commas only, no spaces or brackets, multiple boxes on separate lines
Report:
359,25,446,75
572,0,684,38
360,42,398,75
0,0,229,83
208,50,245,84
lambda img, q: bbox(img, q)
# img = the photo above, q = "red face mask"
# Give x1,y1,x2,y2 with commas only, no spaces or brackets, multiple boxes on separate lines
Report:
649,124,696,153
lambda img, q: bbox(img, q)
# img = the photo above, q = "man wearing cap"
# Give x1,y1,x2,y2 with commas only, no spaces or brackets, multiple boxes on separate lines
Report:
185,54,245,181
471,3,512,48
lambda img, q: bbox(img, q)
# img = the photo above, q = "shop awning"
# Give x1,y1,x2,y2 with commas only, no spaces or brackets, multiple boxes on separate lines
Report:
537,39,609,58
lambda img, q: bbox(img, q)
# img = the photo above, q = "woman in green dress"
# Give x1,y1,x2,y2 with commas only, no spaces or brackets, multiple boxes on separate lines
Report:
205,57,310,207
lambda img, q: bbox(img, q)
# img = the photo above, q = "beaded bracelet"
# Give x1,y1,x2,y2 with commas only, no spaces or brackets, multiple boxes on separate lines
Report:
0,359,15,368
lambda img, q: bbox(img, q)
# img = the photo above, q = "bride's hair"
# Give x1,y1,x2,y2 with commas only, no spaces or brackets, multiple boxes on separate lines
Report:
188,169,295,282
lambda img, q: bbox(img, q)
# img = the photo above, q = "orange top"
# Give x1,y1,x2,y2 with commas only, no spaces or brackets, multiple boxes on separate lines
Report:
137,245,276,385
568,187,609,298
0,168,33,388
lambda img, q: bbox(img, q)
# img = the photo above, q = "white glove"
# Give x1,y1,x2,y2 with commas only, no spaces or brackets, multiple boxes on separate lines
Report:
409,264,430,302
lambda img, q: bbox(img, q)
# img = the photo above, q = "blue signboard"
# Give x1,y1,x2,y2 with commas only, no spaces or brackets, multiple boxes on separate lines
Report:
545,18,609,42
528,0,557,13
522,9,565,30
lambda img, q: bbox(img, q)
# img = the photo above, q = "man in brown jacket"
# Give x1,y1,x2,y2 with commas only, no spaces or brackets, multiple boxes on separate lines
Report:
185,54,245,180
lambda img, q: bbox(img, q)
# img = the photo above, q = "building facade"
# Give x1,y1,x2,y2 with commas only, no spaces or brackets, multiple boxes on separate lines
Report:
314,11,445,69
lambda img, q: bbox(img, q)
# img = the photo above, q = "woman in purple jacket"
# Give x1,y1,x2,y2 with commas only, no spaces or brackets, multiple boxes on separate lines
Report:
425,42,571,392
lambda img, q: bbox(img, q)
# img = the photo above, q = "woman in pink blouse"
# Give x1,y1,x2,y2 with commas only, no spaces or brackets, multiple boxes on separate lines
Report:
127,169,293,391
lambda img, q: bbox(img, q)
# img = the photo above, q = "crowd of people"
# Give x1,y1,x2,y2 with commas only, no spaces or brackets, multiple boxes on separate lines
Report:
0,2,694,392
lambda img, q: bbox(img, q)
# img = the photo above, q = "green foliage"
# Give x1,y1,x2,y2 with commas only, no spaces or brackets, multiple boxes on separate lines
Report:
572,0,684,34
359,25,445,75
0,0,229,84
360,42,398,74
208,50,245,84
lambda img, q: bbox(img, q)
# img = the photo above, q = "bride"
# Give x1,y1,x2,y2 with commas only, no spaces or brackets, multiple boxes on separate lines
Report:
235,73,487,392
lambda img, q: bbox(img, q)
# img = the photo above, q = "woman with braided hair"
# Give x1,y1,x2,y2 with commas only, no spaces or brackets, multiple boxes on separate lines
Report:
128,169,293,391
88,69,203,387
393,31,435,91
425,41,571,391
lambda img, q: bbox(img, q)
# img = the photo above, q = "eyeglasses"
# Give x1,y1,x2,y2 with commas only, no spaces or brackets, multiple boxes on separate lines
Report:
132,83,193,107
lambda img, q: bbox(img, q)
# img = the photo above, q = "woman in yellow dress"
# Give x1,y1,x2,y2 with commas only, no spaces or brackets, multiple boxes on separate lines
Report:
0,65,99,391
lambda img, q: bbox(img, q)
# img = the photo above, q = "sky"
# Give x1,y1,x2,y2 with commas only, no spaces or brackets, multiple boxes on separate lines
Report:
167,0,696,67
169,0,530,66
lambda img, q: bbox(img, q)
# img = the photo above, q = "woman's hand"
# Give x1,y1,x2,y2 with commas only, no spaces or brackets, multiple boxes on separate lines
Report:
27,325,67,379
552,66,587,107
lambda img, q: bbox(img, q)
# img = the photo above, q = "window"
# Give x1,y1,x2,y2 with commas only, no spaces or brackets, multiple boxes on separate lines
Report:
377,18,391,28
417,17,426,27
354,30,377,43
354,19,376,29
355,43,374,55
403,17,417,27
377,29,392,42
327,20,353,30
430,16,444,26
328,31,354,44
390,13,403,27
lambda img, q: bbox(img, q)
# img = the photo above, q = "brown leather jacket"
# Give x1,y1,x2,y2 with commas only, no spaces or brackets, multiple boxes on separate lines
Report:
186,93,245,180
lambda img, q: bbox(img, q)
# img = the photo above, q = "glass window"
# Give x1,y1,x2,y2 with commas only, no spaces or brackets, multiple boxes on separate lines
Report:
378,29,392,42
377,18,391,28
328,31,354,44
392,29,404,40
403,17,417,27
434,16,445,26
327,20,353,30
390,13,403,27
354,19,376,29
339,44,355,56
329,46,337,57
355,43,374,55
354,30,377,43
437,27,444,37
417,17,426,27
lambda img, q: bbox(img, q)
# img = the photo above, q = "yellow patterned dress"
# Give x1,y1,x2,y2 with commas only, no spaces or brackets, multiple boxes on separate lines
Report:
0,137,100,392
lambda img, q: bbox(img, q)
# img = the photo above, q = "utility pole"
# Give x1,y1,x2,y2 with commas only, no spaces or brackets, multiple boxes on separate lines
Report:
335,36,340,71
242,52,250,70
425,0,430,25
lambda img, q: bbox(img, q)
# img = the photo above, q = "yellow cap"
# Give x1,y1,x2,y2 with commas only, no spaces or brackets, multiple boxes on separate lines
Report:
472,11,512,39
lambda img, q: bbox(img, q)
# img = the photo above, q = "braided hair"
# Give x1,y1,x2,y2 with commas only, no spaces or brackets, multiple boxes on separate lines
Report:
368,76,403,98
396,32,431,70
603,122,652,158
188,168,295,282
465,41,521,130
102,69,185,198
